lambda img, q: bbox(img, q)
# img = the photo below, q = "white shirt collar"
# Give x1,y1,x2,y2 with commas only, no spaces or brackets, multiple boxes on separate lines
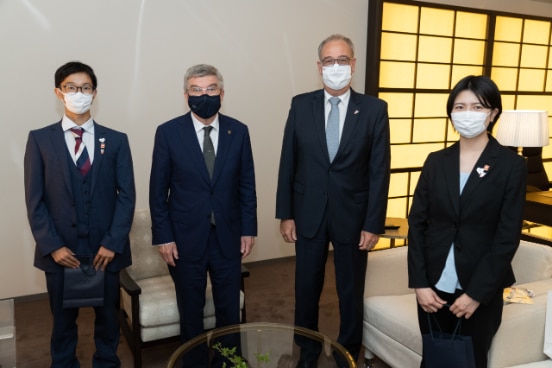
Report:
192,113,220,133
324,88,351,107
61,115,94,133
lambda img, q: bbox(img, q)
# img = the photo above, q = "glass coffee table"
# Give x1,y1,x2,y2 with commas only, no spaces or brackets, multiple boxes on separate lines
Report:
167,322,356,367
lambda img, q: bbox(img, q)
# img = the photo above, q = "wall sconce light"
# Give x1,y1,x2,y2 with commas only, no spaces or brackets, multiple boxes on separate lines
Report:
496,110,550,156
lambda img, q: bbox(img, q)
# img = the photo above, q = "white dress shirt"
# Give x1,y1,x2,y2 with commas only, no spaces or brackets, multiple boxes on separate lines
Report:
192,114,219,154
62,115,95,164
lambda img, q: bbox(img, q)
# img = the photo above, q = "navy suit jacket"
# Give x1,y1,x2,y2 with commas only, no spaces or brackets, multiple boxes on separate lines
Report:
276,89,391,243
149,112,257,261
407,136,527,305
24,121,136,273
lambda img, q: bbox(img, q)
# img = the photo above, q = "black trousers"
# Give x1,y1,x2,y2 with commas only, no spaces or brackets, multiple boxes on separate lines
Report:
45,269,121,368
294,222,368,362
169,227,242,368
417,287,504,368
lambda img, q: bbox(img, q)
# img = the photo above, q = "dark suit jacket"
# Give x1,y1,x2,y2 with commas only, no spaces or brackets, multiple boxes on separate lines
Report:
24,121,136,273
149,112,257,261
276,89,390,243
407,136,527,305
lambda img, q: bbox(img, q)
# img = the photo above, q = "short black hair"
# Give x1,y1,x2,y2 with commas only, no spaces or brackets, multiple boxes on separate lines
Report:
447,75,502,133
54,61,97,89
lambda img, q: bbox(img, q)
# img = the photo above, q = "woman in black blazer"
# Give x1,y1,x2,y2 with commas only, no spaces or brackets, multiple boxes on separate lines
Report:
408,75,527,367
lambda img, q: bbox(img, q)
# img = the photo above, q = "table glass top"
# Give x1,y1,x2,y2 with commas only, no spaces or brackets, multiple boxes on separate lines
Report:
167,322,356,368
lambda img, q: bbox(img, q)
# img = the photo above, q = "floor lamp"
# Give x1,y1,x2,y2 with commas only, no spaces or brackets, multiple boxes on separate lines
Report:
496,110,549,156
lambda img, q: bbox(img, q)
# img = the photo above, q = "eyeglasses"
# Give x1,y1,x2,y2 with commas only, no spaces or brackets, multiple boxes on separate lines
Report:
60,84,95,95
187,86,221,96
320,57,352,67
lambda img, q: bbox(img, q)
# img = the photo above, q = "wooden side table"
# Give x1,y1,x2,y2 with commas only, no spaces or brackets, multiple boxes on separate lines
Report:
381,217,408,248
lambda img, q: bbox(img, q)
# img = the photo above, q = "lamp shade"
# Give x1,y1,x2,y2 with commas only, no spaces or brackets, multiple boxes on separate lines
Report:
496,110,549,147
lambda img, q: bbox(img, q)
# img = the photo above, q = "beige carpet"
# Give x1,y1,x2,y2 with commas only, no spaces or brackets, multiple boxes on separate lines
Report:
13,254,390,368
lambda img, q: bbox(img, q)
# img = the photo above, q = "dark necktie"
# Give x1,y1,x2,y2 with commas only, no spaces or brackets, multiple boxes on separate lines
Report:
203,126,216,225
203,126,215,178
70,127,91,176
326,97,340,162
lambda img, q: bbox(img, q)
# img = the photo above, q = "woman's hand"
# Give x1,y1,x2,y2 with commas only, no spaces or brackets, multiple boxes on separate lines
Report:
415,288,447,313
450,293,480,319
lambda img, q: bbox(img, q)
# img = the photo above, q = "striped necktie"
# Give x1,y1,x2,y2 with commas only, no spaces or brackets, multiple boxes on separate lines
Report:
70,127,91,176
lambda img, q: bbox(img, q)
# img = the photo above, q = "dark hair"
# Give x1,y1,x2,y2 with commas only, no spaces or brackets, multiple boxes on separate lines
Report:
446,75,502,132
54,61,97,89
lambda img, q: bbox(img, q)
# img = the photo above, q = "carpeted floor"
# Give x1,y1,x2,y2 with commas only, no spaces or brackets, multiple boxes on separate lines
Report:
13,253,391,367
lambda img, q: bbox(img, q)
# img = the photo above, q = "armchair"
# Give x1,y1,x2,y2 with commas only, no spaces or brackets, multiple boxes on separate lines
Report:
119,209,249,368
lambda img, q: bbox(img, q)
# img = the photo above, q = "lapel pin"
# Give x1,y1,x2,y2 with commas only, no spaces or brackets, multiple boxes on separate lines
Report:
99,138,106,154
354,110,359,115
476,164,490,178
228,130,232,135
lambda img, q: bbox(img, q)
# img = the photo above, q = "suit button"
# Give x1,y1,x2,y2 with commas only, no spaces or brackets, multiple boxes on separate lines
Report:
71,224,76,228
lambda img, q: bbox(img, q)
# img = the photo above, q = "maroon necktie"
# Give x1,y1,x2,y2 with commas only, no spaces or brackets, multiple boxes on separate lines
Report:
70,127,91,176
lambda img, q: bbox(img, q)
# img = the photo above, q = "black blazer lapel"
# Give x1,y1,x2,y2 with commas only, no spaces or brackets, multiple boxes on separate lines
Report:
50,122,73,197
337,89,361,161
211,116,233,185
312,91,330,163
179,114,211,184
90,122,105,196
444,143,461,216
460,136,500,205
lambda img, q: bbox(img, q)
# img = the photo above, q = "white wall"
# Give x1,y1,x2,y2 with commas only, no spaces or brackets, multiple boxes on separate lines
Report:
2,0,552,299
0,0,370,299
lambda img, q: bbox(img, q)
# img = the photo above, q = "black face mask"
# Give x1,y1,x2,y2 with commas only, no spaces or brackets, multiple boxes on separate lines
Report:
187,94,221,119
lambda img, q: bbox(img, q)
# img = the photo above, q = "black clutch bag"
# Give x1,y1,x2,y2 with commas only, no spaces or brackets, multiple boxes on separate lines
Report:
63,255,105,309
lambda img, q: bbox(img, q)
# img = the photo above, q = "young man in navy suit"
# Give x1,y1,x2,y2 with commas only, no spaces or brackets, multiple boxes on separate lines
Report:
149,64,257,364
276,34,391,366
24,61,136,367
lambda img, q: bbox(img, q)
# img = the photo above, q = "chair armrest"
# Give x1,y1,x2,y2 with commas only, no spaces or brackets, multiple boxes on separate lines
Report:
364,246,412,298
240,264,250,292
241,264,250,278
119,268,141,296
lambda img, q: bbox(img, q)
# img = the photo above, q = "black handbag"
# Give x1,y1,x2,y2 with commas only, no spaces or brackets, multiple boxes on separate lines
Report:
422,313,476,368
63,254,105,309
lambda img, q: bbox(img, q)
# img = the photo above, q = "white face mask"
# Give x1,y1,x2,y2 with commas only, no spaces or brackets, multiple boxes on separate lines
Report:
322,64,352,91
450,111,490,138
62,92,93,114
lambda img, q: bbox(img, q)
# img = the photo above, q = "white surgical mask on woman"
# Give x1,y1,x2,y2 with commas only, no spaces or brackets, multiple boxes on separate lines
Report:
322,64,352,91
63,92,93,114
450,111,490,138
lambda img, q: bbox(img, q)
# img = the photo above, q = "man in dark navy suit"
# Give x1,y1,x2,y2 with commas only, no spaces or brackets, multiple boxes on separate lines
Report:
24,61,136,367
149,64,257,363
276,34,391,366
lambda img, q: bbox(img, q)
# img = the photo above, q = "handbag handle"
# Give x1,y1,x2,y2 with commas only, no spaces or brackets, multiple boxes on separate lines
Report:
427,310,463,341
75,254,97,277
